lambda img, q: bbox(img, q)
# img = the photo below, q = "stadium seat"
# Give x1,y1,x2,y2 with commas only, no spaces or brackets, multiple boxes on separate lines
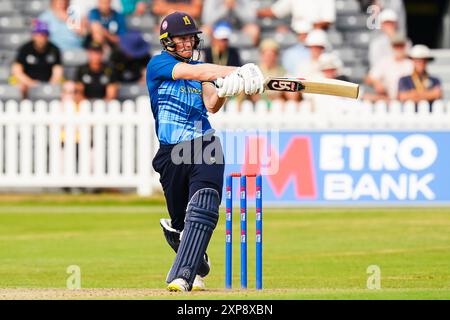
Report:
0,16,28,33
118,84,148,101
327,30,344,48
336,14,368,31
0,49,16,65
239,48,259,64
63,66,78,81
27,84,61,101
229,31,253,49
336,0,361,15
126,15,156,33
271,32,298,49
0,66,10,83
334,47,357,65
63,49,88,67
258,17,286,31
346,31,372,48
346,65,368,83
0,33,31,50
23,0,49,17
0,84,21,101
0,1,15,16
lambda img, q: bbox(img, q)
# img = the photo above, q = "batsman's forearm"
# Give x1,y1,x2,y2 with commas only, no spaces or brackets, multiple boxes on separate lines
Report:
195,64,238,81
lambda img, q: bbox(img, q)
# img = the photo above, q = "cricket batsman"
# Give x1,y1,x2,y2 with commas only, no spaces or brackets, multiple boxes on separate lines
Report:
146,11,265,291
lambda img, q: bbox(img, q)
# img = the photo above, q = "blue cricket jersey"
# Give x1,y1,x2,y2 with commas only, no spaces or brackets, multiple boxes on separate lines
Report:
146,51,213,145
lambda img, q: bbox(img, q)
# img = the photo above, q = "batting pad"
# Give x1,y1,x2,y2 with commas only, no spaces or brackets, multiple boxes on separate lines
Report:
166,188,220,289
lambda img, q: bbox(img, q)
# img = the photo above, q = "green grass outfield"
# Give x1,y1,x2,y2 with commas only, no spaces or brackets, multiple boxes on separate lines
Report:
0,194,449,300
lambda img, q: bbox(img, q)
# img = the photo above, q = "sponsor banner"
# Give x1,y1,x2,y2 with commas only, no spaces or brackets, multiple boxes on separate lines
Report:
223,131,450,205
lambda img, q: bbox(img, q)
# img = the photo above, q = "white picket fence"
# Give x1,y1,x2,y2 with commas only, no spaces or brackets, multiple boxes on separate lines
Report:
1,97,450,195
0,97,157,195
209,98,450,130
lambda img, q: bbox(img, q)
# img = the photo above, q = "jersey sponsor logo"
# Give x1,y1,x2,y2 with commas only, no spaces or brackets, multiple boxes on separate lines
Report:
180,86,201,94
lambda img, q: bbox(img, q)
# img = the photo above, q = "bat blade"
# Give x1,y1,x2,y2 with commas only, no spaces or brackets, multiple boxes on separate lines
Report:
264,77,360,99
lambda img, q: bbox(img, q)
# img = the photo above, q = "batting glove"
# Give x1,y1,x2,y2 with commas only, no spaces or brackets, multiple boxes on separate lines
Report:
216,71,244,98
236,63,265,95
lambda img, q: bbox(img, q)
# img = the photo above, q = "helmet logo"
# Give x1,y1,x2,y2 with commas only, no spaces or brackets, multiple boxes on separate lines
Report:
182,16,191,25
162,20,168,30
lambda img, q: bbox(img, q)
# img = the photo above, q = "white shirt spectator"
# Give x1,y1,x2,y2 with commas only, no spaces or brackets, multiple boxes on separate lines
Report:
377,0,407,34
296,58,322,79
369,33,412,68
271,0,336,28
202,0,256,26
368,56,413,99
70,0,123,17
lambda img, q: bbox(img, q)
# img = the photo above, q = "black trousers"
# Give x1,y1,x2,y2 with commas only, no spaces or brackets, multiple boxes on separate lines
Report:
152,135,225,231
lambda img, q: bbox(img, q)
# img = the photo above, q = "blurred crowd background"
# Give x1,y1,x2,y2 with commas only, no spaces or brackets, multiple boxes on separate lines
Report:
0,0,449,108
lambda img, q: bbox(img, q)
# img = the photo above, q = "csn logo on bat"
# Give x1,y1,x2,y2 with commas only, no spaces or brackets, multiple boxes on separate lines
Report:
224,132,450,205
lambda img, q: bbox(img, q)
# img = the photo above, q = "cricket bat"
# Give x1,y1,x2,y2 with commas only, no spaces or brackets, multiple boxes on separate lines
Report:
265,77,360,99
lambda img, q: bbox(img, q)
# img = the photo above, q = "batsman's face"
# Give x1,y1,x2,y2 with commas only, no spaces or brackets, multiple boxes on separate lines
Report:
173,35,195,59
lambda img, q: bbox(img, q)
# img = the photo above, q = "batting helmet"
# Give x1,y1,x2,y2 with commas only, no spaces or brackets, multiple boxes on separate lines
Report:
159,12,202,56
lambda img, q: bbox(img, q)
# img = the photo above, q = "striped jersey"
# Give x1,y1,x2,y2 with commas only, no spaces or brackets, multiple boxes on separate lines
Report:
146,51,213,145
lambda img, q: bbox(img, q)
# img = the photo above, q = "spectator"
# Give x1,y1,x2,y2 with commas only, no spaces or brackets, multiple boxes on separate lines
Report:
365,33,413,101
61,81,84,105
318,52,349,81
398,45,442,105
281,20,312,76
368,9,411,68
76,42,118,100
311,53,358,109
202,0,260,45
110,30,151,83
120,0,148,15
152,0,203,20
253,39,287,102
296,29,329,78
88,0,128,46
11,20,63,96
203,22,241,67
39,0,87,51
257,0,336,31
71,0,123,16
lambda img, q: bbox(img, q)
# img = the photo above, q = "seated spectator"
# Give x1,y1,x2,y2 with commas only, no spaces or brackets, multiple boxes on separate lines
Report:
61,81,84,106
203,22,241,67
39,0,87,51
398,45,442,105
318,52,349,81
202,0,260,45
364,33,413,101
368,9,411,68
71,0,123,17
253,39,287,102
76,42,118,100
110,30,151,83
311,53,359,109
152,0,203,21
88,0,128,47
281,20,311,76
257,0,336,31
120,0,148,16
11,20,63,97
296,29,329,78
